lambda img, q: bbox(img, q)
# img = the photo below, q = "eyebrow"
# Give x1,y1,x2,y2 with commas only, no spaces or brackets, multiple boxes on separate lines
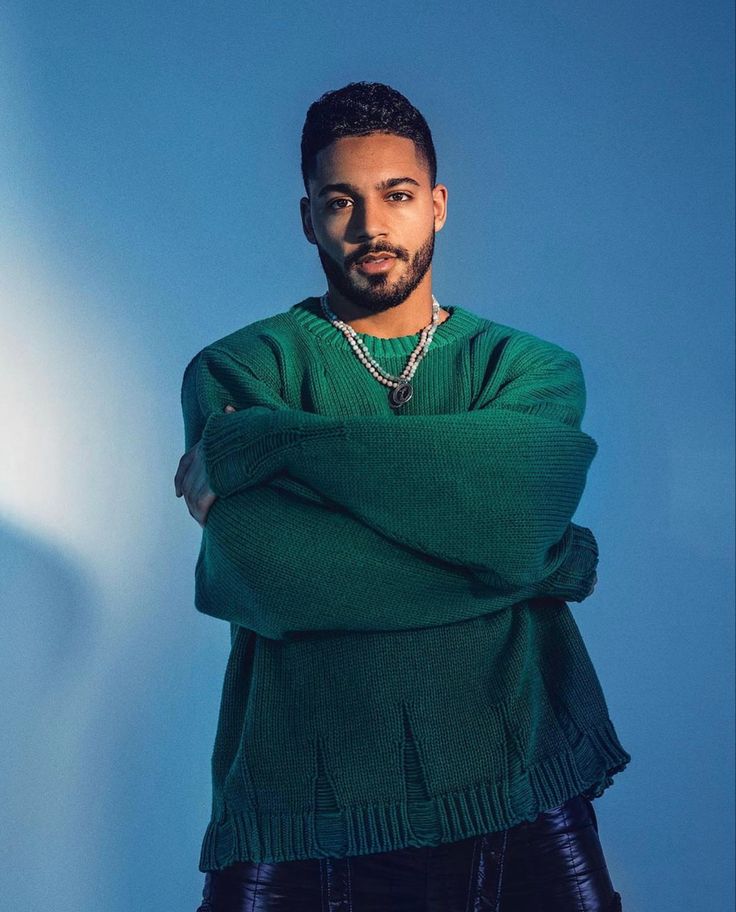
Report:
316,176,421,199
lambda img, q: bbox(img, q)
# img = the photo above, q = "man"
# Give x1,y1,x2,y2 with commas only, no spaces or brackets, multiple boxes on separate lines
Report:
175,82,629,912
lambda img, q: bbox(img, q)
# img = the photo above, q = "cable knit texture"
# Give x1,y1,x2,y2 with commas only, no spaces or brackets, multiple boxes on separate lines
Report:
180,295,631,870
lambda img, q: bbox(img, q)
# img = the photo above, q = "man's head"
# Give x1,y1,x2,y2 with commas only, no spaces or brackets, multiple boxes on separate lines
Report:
300,82,437,195
299,82,447,314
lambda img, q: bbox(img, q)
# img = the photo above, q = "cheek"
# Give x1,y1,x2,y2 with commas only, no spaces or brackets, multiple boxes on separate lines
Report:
398,202,434,234
313,232,345,269
313,217,343,249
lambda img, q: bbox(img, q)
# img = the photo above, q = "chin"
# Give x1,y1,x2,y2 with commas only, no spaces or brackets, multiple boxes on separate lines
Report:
352,288,412,312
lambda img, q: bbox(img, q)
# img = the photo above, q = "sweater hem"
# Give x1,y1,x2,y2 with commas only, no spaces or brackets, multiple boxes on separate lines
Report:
198,716,631,870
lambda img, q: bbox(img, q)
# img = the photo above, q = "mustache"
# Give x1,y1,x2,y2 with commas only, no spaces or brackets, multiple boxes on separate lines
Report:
348,245,407,268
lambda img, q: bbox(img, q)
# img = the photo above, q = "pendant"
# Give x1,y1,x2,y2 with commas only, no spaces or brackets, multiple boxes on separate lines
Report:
389,379,413,408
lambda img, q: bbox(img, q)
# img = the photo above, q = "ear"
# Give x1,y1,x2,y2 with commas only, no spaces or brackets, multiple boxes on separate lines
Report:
300,197,317,245
432,183,448,233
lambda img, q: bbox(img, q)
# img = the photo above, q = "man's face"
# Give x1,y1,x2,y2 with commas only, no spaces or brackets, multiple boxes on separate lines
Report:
300,133,447,313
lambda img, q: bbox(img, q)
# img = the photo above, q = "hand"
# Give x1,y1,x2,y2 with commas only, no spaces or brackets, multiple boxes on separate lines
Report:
174,404,237,526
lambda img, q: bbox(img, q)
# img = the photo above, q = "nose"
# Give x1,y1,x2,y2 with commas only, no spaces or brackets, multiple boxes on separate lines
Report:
352,197,388,241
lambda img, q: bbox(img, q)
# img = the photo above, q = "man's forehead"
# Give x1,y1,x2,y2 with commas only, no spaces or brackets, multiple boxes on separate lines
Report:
312,134,424,187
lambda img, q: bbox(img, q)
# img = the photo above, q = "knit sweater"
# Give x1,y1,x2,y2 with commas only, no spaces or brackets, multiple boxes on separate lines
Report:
180,295,631,870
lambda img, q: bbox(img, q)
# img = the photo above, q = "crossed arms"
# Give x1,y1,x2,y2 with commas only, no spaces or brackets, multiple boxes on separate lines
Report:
178,334,600,639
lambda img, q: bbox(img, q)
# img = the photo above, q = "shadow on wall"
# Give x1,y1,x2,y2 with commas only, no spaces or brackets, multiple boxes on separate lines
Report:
0,515,99,911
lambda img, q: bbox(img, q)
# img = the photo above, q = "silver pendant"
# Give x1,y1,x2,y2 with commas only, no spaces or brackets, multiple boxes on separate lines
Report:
389,379,413,408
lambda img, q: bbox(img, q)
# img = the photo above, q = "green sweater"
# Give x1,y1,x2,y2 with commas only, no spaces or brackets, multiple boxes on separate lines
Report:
180,295,631,870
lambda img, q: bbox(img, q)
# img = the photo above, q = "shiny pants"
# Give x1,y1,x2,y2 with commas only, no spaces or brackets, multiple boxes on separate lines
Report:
195,794,623,911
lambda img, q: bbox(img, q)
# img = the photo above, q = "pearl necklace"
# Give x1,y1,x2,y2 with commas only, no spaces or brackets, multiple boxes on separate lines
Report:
319,292,441,409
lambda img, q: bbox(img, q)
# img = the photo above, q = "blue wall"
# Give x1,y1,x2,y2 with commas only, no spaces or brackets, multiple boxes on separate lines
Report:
1,2,733,909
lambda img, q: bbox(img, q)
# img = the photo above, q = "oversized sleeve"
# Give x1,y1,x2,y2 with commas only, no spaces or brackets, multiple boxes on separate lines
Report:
180,339,599,640
197,336,600,593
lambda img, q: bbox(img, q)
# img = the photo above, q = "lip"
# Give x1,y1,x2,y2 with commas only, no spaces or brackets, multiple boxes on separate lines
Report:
355,255,397,275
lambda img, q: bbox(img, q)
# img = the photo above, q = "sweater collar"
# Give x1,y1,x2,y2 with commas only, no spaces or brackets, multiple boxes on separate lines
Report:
289,295,486,359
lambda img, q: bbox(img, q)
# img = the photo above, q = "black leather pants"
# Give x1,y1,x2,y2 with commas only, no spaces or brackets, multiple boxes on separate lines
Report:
195,794,623,911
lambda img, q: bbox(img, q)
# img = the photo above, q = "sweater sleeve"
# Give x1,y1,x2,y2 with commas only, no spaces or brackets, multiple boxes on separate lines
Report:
181,342,598,640
197,337,599,593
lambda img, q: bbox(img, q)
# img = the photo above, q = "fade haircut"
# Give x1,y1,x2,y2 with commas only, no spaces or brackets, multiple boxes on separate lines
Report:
300,82,437,196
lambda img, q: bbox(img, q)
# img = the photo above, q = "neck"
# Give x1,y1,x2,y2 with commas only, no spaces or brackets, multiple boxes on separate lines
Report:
325,276,449,338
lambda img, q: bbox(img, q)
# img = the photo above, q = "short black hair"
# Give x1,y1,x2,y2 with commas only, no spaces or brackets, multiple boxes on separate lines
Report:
300,82,437,196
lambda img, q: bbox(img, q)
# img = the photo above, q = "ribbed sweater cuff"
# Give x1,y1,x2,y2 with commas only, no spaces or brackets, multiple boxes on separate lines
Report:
201,407,346,498
201,407,299,497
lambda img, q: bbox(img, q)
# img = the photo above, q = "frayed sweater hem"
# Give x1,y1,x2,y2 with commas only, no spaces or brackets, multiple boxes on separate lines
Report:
198,716,630,870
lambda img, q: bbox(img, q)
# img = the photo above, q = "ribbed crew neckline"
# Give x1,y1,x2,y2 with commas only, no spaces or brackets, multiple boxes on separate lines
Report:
289,295,487,358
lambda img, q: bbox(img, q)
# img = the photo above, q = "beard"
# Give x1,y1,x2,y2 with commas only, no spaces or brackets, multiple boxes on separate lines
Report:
316,228,435,314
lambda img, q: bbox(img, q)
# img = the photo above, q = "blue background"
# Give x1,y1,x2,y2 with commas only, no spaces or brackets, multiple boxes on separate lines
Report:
1,2,733,910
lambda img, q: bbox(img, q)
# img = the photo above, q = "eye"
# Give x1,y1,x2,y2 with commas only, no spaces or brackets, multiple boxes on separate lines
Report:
388,191,412,201
328,198,352,211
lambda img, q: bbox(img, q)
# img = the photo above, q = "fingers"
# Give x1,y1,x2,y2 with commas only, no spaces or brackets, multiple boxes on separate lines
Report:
175,407,232,504
198,491,218,526
174,447,196,497
175,438,218,524
182,466,217,524
187,489,217,526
